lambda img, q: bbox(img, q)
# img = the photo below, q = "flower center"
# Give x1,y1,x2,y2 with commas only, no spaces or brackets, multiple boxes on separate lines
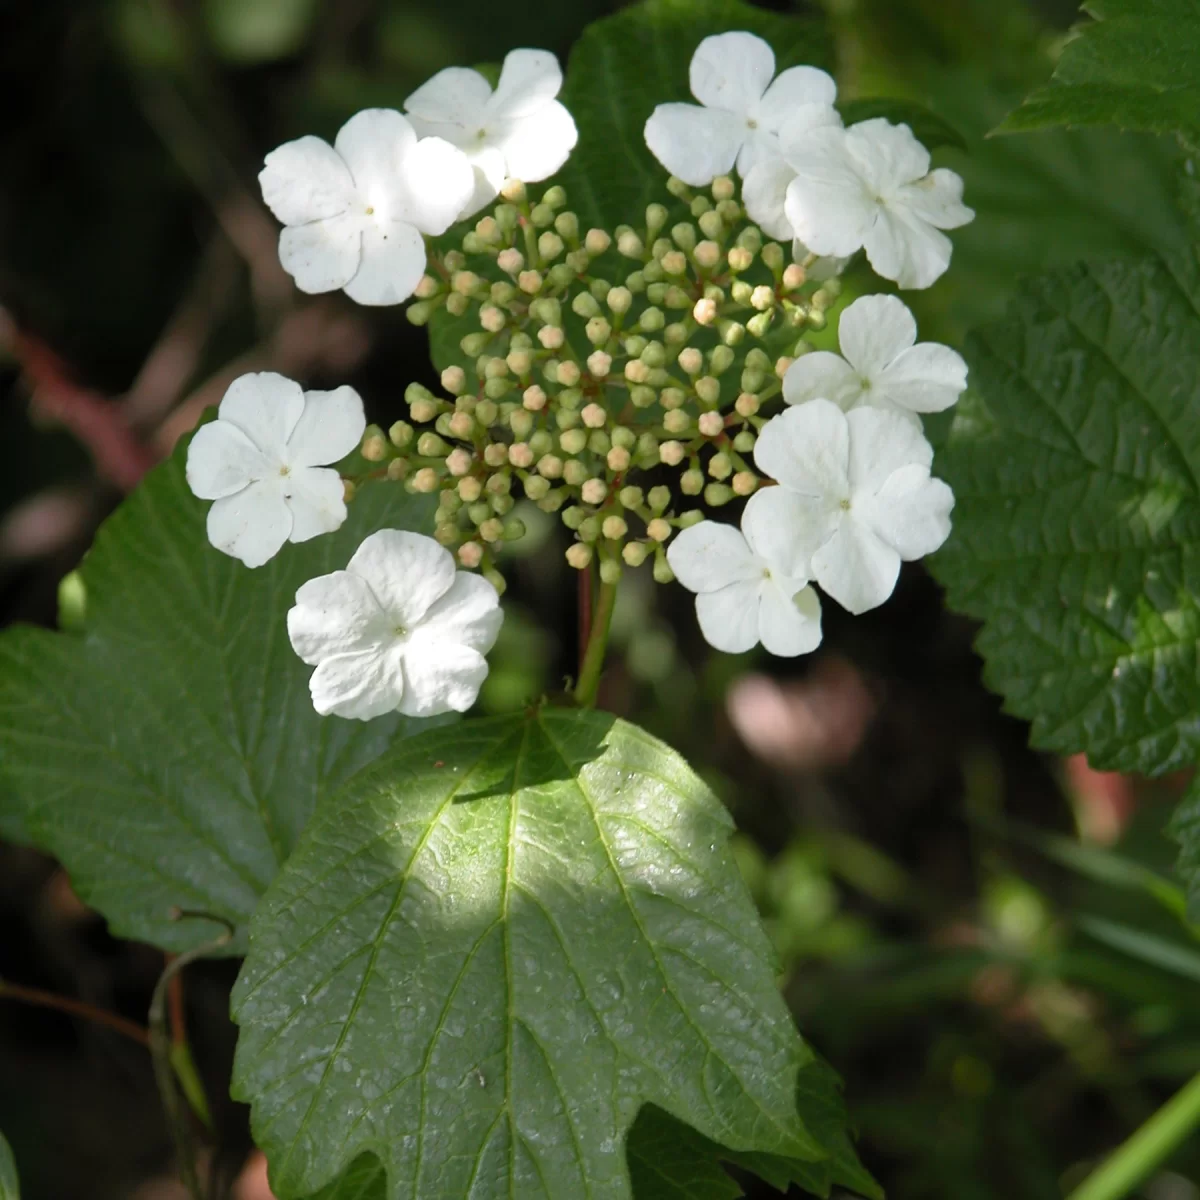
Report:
279,465,291,477
839,497,852,512
745,117,758,130
392,623,409,639
365,205,375,215
475,127,489,142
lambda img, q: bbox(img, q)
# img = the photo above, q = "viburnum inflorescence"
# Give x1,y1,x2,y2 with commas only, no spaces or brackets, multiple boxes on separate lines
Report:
185,29,974,720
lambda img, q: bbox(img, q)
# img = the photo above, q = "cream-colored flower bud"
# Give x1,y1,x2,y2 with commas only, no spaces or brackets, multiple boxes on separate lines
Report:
446,411,474,440
750,285,775,312
523,474,550,500
581,478,607,506
619,485,644,509
452,270,482,295
732,471,758,496
674,347,700,376
586,316,612,345
606,286,633,314
727,246,753,272
438,365,464,395
584,228,612,256
566,543,593,570
617,230,644,258
497,248,524,275
458,476,483,502
483,443,509,467
694,375,721,405
443,293,468,318
581,402,607,429
409,398,439,424
660,250,687,276
659,440,685,467
775,355,795,378
698,411,724,437
562,459,587,486
623,541,649,567
477,517,503,543
586,351,612,379
693,297,718,325
783,263,807,290
456,541,484,569
539,231,564,260
507,442,534,469
602,515,628,540
607,445,632,472
708,451,732,480
711,175,735,201
653,388,680,411
734,392,760,419
361,430,388,461
414,274,440,299
693,240,721,269
646,517,671,542
537,325,565,350
663,409,691,435
553,210,579,239
721,321,746,346
412,467,440,493
518,270,543,294
500,179,527,203
445,447,473,477
537,454,564,479
556,360,581,387
523,385,548,411
680,469,704,495
624,359,650,385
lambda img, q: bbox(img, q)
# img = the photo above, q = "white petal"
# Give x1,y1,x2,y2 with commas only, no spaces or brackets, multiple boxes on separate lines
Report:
896,168,974,230
873,343,968,414
736,128,785,179
695,582,763,654
781,351,862,411
860,464,954,560
644,103,745,186
288,570,387,665
490,49,564,119
666,520,761,594
217,372,304,458
795,241,851,281
285,468,348,544
334,108,418,208
783,128,877,258
415,572,503,654
347,529,456,626
391,136,476,235
757,581,822,658
258,135,356,225
496,101,578,184
690,32,774,113
278,215,362,296
757,67,837,133
845,405,932,492
186,420,269,500
343,220,426,307
864,206,953,290
754,400,850,499
206,479,292,568
742,157,798,240
838,294,916,378
455,151,508,219
397,641,489,717
845,118,929,190
288,386,367,467
404,67,493,128
742,486,836,578
811,518,900,615
309,647,405,721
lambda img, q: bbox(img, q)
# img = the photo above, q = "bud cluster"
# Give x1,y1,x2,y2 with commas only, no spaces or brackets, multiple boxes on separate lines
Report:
350,175,842,590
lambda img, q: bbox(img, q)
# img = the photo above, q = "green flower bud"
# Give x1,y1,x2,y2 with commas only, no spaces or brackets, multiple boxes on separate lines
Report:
761,241,785,272
689,195,712,216
708,452,733,480
619,485,644,509
494,204,520,233
509,409,534,439
444,292,469,317
539,488,566,513
720,320,746,346
646,203,668,235
671,222,697,251
562,505,586,531
647,282,668,305
588,430,611,455
624,270,647,294
563,459,589,486
665,175,691,199
680,468,704,495
530,202,555,227
565,248,590,273
459,331,491,357
639,306,665,333
524,475,551,501
548,263,576,288
704,482,734,506
554,210,579,240
747,310,774,339
623,542,649,567
555,407,581,430
490,493,514,516
539,231,565,260
483,376,513,400
731,281,753,305
606,286,633,314
586,316,612,344
697,209,723,240
643,259,665,284
599,558,623,586
541,185,567,209
678,509,704,528
617,230,645,258
630,386,657,408
611,426,636,450
559,428,587,455
529,430,554,456
503,518,526,542
741,367,766,394
417,432,450,457
733,430,757,453
736,226,762,254
468,501,492,525
660,250,687,276
475,399,499,426
636,432,659,463
435,412,455,438
652,553,675,584
664,322,689,346
573,291,602,318
640,340,667,367
694,375,721,405
648,485,671,512
389,420,414,448
578,516,601,543
709,345,735,375
406,300,435,326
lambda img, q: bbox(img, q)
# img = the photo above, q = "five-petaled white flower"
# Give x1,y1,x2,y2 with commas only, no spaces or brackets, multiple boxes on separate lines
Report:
405,49,578,219
784,294,967,421
288,530,503,720
754,399,953,615
259,109,474,306
783,118,974,289
645,31,840,186
667,492,822,657
186,372,365,569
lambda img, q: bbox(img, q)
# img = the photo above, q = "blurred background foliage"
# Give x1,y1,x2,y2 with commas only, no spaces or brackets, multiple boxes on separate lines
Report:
2,0,1200,1197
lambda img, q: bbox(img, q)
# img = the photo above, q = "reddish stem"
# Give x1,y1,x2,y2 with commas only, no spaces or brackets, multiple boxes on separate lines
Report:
0,979,150,1047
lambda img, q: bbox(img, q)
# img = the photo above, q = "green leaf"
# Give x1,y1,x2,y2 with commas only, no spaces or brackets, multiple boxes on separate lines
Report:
1169,777,1200,919
997,0,1200,138
627,1060,881,1200
931,252,1200,777
837,97,967,150
0,442,435,955
232,708,833,1199
554,0,831,229
0,1133,16,1200
305,1155,386,1200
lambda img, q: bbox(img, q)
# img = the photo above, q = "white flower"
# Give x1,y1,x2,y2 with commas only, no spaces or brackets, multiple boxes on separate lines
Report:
741,111,843,241
666,494,822,658
405,49,578,218
288,530,503,720
259,109,473,306
644,31,840,187
782,118,974,289
753,399,954,615
784,295,967,421
186,372,365,568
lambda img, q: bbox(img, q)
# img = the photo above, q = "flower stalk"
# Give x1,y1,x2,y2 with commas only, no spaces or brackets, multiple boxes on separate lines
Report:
573,576,618,708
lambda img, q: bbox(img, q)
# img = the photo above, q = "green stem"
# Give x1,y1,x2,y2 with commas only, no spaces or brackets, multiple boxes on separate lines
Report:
1067,1070,1200,1200
573,578,617,708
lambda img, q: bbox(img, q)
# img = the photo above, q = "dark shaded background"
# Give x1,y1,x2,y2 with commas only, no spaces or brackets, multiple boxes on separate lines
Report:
2,0,1199,1197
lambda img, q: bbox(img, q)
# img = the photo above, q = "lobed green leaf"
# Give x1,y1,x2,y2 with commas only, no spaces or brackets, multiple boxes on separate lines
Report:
0,441,437,954
232,708,834,1200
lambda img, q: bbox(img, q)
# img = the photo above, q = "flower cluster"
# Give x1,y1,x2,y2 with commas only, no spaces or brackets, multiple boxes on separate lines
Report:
186,31,974,719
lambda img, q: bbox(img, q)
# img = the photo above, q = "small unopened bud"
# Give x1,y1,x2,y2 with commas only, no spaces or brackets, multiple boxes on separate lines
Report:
518,270,543,294
732,471,758,496
445,447,473,476
581,402,607,429
581,478,607,506
524,475,551,500
508,442,535,469
452,270,483,295
693,240,721,269
588,430,611,455
475,517,502,544
566,543,593,570
586,351,612,378
775,356,795,378
727,246,753,272
563,459,588,486
648,486,671,513
663,409,691,436
749,285,775,312
497,247,525,275
607,445,632,472
361,429,388,461
417,432,449,457
647,517,671,542
617,230,644,258
733,430,756,453
556,360,582,387
460,332,491,358
389,420,414,448
458,541,484,568
619,485,644,509
537,454,564,479
735,392,760,418
762,242,785,272
475,399,498,426
599,558,622,585
704,482,734,506
448,411,476,440
747,311,773,339
676,347,701,376
584,228,612,256
680,469,704,495
659,440,686,467
671,223,697,252
414,274,439,299
534,326,563,351
660,250,687,276
478,304,505,333
439,365,465,395
560,428,588,455
573,291,602,318
693,297,718,325
483,443,509,468
585,316,612,345
783,263,806,290
666,175,691,199
698,210,723,240
622,542,649,567
720,321,746,346
653,554,676,584
538,231,564,260
444,293,468,318
458,476,482,502
539,488,567,513
606,286,633,314
660,387,685,410
698,411,724,437
602,515,628,541
709,345,734,374
711,175,735,201
694,376,721,405
625,359,650,385
708,451,733,480
412,467,440,493
638,306,665,333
